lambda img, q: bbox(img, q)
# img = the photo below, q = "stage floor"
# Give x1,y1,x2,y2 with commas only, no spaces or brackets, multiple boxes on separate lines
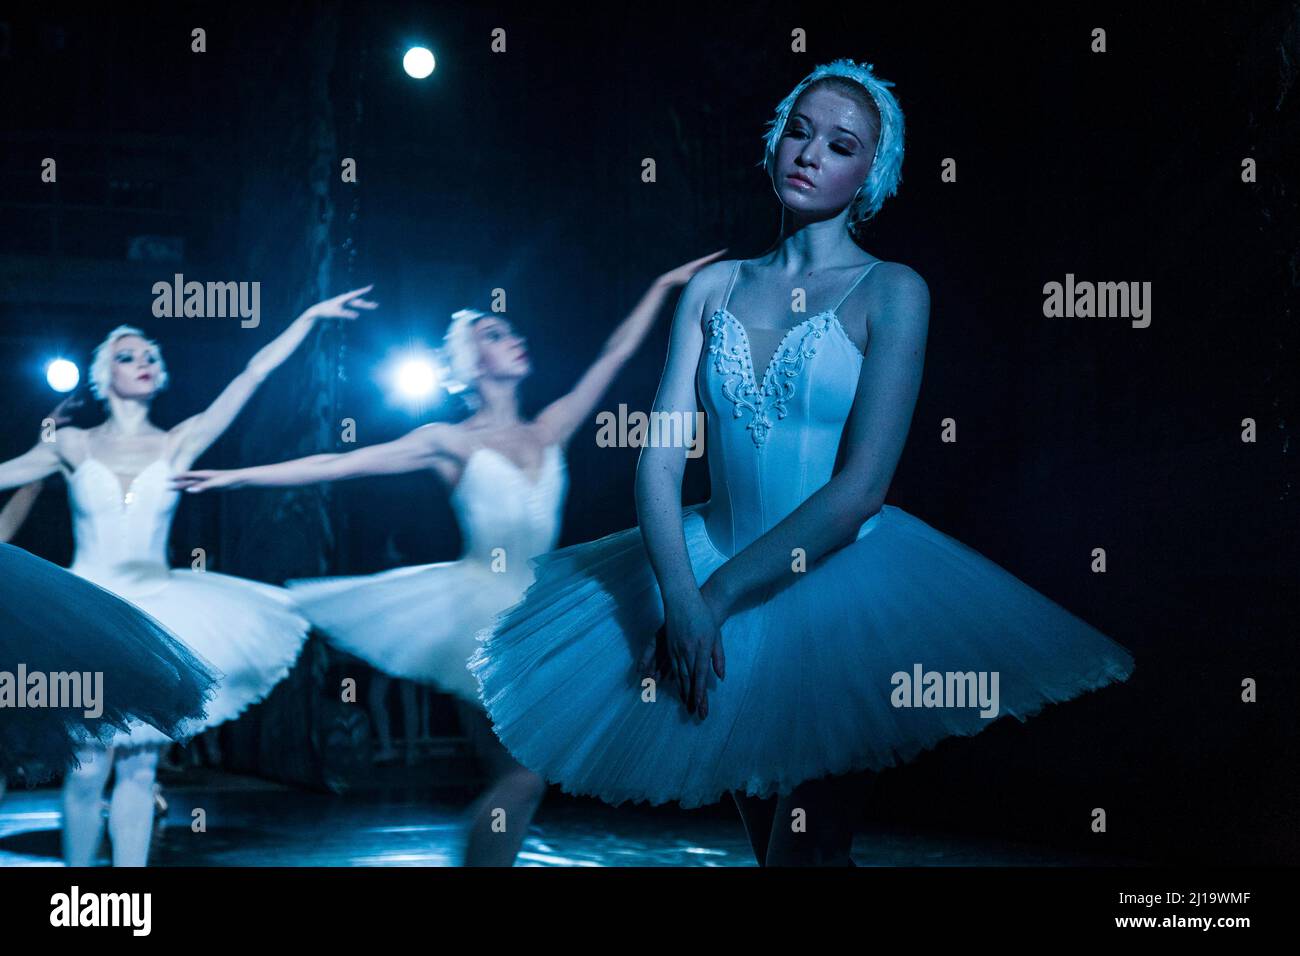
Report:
0,772,1143,867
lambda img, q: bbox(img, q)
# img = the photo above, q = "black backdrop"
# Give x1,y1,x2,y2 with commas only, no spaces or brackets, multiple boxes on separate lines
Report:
0,0,1295,864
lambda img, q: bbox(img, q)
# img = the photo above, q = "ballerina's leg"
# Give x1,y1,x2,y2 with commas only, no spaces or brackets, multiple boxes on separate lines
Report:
369,674,397,761
764,770,875,867
399,681,420,765
455,701,547,867
731,791,779,866
107,746,162,867
62,745,113,866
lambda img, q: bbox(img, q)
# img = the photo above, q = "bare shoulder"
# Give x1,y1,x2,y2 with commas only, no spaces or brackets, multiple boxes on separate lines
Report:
870,261,930,332
872,261,929,300
51,423,87,441
412,421,462,457
685,258,738,307
668,258,738,339
51,424,88,454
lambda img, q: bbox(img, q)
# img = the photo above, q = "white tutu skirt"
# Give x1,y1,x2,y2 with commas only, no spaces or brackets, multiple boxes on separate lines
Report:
72,566,311,749
470,504,1137,809
287,560,530,705
0,544,219,778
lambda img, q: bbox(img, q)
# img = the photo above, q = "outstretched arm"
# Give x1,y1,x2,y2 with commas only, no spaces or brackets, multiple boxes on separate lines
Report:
170,285,377,465
171,422,451,492
0,395,83,493
0,442,62,493
0,480,44,542
702,264,930,623
533,251,724,447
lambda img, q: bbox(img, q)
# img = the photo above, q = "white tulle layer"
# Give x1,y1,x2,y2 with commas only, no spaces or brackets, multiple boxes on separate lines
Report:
470,504,1135,809
84,569,310,748
287,559,531,704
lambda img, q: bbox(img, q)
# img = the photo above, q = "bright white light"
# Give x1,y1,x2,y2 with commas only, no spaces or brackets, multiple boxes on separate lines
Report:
46,359,80,392
394,356,438,400
403,47,435,79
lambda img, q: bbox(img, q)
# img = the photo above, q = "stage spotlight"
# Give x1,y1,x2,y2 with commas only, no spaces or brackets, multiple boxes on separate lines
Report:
403,47,435,79
46,359,80,393
393,355,439,401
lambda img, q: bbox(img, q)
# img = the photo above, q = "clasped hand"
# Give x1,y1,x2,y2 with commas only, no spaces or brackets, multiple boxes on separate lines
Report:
637,576,730,719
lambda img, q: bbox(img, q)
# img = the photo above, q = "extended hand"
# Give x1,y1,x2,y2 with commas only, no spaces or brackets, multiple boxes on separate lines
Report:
46,393,85,427
655,249,728,290
305,284,378,321
170,469,242,493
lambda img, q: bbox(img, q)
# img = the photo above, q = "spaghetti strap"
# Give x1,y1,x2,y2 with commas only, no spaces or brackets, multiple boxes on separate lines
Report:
720,260,743,311
831,259,886,314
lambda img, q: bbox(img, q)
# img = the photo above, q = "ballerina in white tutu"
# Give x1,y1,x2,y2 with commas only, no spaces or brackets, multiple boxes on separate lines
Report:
468,59,1136,866
0,284,375,866
172,252,721,865
2,404,219,803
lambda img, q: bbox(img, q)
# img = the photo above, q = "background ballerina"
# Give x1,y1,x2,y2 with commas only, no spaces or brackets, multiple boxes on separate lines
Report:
469,59,1136,866
0,284,375,866
172,251,721,865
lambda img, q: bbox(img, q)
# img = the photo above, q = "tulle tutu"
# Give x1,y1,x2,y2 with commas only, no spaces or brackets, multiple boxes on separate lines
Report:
74,567,311,748
0,544,219,780
287,561,531,704
470,503,1136,809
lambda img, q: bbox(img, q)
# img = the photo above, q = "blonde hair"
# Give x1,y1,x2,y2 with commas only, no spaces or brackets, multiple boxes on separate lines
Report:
439,309,487,409
762,58,906,234
89,325,168,401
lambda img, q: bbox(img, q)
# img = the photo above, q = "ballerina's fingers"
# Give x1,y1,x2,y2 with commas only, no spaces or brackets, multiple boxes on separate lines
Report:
711,634,726,681
171,471,215,493
692,645,713,718
672,648,691,707
636,630,659,679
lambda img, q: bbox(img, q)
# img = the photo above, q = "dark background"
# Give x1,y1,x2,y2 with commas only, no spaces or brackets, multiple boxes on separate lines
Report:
0,0,1295,864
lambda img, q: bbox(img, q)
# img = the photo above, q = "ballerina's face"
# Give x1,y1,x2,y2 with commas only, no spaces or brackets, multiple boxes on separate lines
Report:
771,84,879,225
471,316,531,381
107,335,165,399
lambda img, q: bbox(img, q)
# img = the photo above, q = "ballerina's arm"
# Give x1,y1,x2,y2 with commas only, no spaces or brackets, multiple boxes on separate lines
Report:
169,285,377,466
171,422,453,492
633,265,730,712
532,251,725,447
0,442,62,493
0,393,87,494
0,480,44,542
701,264,930,626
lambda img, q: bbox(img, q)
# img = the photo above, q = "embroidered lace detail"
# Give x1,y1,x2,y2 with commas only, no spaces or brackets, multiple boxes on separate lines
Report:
707,310,834,446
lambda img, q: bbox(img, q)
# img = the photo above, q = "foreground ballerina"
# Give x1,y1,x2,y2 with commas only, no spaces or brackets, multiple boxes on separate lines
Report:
0,542,218,789
0,285,373,866
172,252,721,865
2,422,217,797
468,59,1137,866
